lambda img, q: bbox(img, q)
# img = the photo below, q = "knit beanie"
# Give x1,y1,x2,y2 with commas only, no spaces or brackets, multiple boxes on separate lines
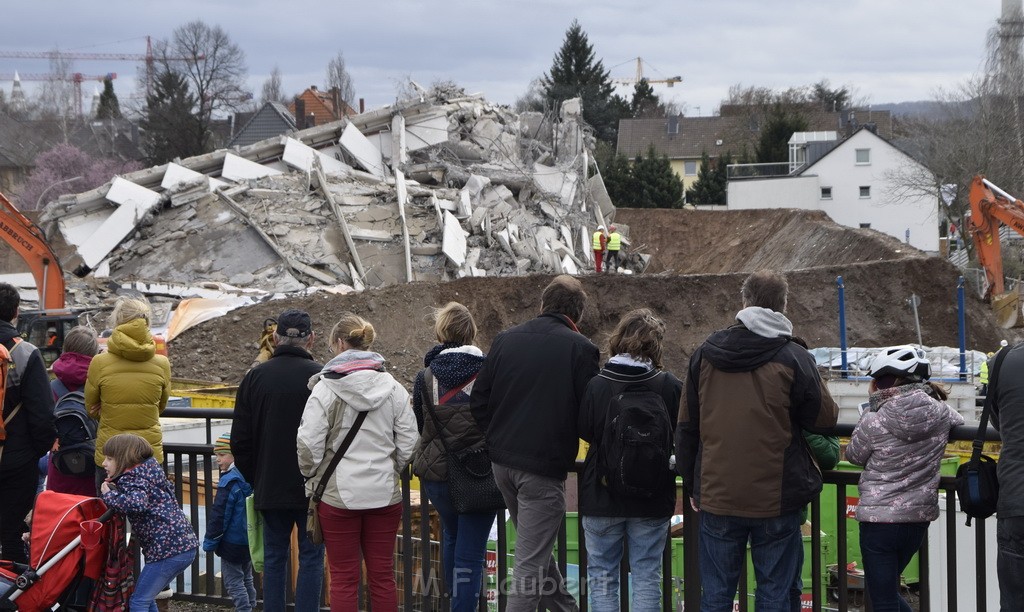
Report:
214,432,231,454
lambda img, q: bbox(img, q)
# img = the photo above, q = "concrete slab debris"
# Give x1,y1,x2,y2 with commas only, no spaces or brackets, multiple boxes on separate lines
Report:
283,138,352,177
442,210,468,268
222,153,282,181
77,178,162,271
339,123,386,180
43,88,641,299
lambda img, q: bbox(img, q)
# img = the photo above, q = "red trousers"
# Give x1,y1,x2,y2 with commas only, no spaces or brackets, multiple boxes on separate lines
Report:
319,502,403,612
594,250,604,273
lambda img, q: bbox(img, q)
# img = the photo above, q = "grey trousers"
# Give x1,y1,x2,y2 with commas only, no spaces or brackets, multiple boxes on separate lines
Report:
493,464,579,612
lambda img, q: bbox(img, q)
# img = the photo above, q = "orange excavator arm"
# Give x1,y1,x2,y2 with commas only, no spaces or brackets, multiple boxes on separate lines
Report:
968,175,1024,299
0,191,66,310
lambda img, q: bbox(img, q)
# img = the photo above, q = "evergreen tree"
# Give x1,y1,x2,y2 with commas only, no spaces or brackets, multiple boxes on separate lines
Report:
629,79,661,118
541,20,624,143
141,70,205,164
631,145,683,208
601,152,636,207
755,104,809,163
96,76,121,119
686,152,716,204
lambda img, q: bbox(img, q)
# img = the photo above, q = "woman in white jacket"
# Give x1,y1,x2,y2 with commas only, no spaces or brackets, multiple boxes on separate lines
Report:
297,313,419,612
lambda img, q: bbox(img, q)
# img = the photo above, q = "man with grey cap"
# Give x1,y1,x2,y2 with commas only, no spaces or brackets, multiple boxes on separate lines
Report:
231,309,324,611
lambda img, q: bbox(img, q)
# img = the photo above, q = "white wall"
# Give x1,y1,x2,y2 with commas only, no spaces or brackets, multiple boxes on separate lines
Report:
727,175,819,210
728,130,940,252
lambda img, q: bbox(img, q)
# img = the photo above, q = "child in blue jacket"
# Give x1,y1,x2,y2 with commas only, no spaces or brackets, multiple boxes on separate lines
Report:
202,433,256,612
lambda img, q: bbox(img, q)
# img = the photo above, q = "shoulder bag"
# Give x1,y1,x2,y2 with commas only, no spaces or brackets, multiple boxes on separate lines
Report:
955,347,1007,525
306,410,367,545
424,373,505,514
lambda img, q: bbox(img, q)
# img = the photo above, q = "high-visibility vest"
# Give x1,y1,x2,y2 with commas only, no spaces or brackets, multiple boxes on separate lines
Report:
607,232,621,251
980,359,989,385
593,231,605,250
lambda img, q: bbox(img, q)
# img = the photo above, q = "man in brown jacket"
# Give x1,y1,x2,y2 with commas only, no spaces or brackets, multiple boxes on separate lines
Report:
675,270,838,611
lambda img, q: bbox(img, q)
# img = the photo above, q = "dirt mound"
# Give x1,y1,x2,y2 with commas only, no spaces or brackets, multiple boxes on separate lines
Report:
617,208,920,274
171,258,1003,387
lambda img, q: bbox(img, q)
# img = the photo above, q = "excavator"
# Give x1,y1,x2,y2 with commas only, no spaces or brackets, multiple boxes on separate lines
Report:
968,174,1024,328
0,191,172,364
0,190,83,364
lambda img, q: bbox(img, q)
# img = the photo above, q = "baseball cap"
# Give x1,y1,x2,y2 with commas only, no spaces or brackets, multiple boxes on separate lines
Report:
277,309,312,338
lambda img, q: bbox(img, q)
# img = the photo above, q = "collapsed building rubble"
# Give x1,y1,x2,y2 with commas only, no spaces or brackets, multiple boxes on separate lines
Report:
42,90,630,297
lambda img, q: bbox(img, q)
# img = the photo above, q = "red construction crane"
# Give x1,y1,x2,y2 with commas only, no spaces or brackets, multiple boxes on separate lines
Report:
0,36,200,98
0,72,116,116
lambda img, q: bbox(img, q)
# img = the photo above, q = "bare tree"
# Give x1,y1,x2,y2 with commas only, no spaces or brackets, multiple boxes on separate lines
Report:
514,78,546,113
36,51,78,140
326,52,356,107
260,65,285,106
154,20,250,126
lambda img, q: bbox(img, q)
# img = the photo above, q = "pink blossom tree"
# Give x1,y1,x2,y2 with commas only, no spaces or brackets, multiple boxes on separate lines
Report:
16,143,142,210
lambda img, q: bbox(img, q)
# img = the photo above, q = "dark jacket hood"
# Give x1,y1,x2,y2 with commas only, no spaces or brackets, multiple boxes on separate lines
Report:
701,324,791,373
428,345,485,389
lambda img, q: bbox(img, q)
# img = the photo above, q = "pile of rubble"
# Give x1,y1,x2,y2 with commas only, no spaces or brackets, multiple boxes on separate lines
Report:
42,88,627,298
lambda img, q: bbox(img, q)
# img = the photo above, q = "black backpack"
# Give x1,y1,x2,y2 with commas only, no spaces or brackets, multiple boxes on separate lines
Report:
955,346,1007,525
51,390,97,476
598,372,673,498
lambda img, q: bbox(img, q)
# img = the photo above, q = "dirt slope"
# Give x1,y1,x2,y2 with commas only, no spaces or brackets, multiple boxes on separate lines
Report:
171,257,1003,387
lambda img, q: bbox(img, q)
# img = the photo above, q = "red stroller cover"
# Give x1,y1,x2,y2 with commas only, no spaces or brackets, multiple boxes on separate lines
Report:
1,491,108,612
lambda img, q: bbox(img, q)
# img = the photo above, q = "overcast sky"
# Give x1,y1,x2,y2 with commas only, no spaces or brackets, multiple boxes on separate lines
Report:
0,0,1009,117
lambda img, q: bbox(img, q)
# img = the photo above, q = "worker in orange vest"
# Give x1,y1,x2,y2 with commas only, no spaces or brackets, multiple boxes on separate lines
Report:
592,226,608,273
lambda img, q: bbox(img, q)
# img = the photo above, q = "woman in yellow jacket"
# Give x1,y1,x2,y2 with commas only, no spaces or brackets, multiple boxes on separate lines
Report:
86,297,171,492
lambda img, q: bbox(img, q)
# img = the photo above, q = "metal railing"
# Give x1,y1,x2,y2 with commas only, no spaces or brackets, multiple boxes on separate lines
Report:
726,162,793,180
159,408,1002,611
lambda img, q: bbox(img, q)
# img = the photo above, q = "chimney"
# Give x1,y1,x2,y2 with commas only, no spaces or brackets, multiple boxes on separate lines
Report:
359,98,365,113
310,85,318,92
295,98,306,129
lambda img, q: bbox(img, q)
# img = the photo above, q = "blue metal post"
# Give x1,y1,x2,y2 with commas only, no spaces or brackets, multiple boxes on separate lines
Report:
838,276,848,378
958,276,967,380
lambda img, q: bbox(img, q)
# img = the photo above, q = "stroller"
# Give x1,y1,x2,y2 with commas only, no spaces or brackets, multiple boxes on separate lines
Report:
0,491,115,611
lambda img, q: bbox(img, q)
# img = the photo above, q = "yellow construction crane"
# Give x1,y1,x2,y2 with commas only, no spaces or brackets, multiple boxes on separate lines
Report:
610,57,682,87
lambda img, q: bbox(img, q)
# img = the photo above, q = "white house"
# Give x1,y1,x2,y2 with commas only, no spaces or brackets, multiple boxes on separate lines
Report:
728,128,939,252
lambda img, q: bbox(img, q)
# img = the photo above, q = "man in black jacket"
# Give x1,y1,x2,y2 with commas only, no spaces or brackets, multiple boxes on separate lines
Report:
989,341,1024,611
472,275,599,612
0,282,55,564
231,309,323,612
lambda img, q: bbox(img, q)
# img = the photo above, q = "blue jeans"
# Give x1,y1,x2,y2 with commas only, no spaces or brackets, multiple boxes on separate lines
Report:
998,516,1024,612
222,558,257,612
859,522,927,612
698,510,802,612
423,480,497,612
263,508,325,612
131,548,196,612
582,515,669,612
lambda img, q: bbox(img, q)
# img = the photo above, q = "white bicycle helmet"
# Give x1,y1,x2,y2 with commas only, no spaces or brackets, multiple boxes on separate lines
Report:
868,345,931,381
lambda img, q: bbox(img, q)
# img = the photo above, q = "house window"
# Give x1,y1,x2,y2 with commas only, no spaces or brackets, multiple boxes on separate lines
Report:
684,161,697,176
856,148,871,164
859,186,871,198
821,187,832,200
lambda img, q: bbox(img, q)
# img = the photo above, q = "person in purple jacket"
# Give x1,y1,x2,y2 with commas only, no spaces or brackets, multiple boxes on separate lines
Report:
100,433,198,612
45,326,99,496
846,346,964,612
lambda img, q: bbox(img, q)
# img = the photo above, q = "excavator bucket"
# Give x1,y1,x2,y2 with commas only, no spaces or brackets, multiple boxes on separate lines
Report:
993,290,1022,329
